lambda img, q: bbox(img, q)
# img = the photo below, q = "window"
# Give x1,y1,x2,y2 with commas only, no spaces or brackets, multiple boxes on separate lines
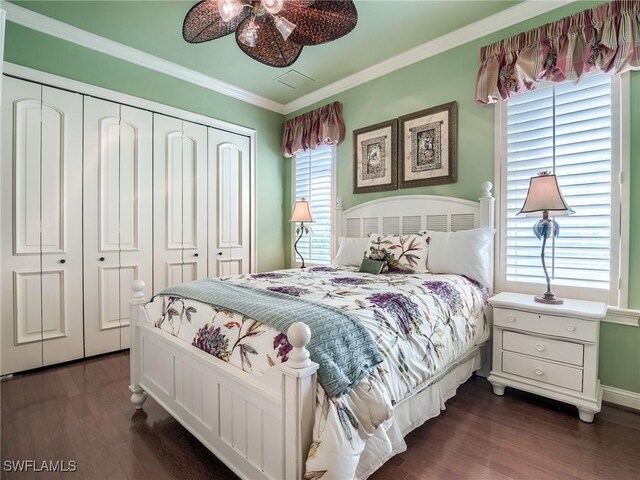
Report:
293,144,335,265
497,73,629,306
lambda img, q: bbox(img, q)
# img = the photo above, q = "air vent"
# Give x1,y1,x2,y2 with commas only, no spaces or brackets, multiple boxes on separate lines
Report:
275,70,314,89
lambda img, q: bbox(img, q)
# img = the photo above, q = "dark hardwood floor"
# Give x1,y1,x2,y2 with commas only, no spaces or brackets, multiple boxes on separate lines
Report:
1,352,638,480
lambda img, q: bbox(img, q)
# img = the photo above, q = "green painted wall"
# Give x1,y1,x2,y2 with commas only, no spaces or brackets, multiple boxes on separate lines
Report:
4,21,285,273
284,2,640,393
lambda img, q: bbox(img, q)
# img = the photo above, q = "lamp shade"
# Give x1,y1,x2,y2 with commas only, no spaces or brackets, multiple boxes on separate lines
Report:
290,199,313,223
517,173,575,216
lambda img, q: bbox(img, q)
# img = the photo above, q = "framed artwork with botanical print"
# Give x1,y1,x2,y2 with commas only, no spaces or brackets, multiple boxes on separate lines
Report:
399,101,457,188
353,119,398,194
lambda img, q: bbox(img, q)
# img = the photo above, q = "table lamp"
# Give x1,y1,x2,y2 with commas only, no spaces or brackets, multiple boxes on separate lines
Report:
517,171,575,304
290,198,313,268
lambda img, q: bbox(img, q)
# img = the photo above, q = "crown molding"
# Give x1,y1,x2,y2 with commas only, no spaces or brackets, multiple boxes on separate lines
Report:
2,1,286,114
281,0,576,115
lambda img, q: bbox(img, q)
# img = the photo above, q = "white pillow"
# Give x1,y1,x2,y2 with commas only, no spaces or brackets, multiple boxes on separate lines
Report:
366,233,429,274
333,237,369,267
422,227,495,287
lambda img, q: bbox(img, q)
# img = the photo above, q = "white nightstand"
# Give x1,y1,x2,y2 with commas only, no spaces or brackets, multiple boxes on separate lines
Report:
487,292,607,423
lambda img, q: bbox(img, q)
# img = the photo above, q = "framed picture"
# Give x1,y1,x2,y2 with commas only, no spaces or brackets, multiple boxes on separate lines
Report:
399,101,457,188
353,119,398,194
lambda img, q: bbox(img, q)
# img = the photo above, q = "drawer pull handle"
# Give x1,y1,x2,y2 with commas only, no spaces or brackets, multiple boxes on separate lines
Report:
534,368,544,376
507,316,516,322
566,325,576,332
535,343,545,352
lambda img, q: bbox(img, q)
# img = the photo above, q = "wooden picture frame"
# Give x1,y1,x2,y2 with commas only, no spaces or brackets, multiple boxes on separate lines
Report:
399,101,457,188
353,119,398,194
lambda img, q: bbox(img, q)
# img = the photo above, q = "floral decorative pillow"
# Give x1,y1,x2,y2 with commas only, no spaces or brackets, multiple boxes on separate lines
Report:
366,233,429,273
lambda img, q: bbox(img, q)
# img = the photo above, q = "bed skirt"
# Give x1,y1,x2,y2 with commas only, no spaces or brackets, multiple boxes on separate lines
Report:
356,347,482,479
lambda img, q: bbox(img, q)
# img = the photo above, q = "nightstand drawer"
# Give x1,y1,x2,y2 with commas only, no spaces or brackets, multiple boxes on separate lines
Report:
494,308,597,342
503,331,584,366
502,351,583,392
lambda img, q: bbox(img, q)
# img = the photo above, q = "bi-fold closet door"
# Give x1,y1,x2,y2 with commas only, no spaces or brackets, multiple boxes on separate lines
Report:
0,77,84,374
83,97,153,356
153,114,208,293
208,129,251,277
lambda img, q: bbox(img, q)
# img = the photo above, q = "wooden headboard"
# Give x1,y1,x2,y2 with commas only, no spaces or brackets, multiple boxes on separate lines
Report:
336,181,495,238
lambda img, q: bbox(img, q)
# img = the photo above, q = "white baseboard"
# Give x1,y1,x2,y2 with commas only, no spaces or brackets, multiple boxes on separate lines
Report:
602,385,640,411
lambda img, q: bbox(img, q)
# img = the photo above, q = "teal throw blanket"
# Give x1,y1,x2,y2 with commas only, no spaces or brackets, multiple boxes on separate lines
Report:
153,278,383,398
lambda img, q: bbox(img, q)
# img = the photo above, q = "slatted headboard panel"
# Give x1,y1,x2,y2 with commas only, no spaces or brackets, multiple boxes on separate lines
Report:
336,183,494,239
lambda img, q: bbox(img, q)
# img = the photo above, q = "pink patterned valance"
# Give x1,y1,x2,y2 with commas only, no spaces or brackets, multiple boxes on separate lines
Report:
282,102,345,158
475,0,639,105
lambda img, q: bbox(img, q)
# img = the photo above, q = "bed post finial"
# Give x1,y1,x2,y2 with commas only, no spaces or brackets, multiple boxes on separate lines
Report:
286,322,312,368
480,181,493,200
129,280,148,409
132,279,145,299
479,182,495,229
279,322,318,479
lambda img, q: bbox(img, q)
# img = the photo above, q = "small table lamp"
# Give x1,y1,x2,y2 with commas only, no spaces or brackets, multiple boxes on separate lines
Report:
517,171,575,304
290,198,313,268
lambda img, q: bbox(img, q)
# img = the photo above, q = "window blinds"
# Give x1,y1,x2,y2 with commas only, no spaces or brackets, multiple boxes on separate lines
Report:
294,144,333,264
505,74,613,290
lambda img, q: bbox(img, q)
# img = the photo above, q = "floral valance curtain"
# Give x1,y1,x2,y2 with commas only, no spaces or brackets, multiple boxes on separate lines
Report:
475,0,639,105
282,101,345,158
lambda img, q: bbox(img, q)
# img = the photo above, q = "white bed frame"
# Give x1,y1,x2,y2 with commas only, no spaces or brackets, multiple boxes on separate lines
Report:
129,182,495,480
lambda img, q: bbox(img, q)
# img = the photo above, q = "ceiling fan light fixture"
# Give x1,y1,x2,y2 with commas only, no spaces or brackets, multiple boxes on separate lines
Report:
183,0,358,67
218,0,244,22
274,16,296,41
262,0,284,15
238,22,258,47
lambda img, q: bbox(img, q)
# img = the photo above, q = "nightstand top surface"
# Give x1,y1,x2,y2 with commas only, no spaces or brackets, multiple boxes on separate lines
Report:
489,292,607,320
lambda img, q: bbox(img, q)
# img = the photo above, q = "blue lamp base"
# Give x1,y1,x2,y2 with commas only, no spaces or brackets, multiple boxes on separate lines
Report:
533,212,564,305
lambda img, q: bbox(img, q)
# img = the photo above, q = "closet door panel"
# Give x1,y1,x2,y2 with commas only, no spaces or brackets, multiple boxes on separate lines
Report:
14,95,42,256
208,129,250,277
119,105,152,349
83,97,122,356
84,99,152,356
167,131,184,251
40,86,84,367
1,78,44,374
153,114,184,292
182,261,198,283
118,264,138,349
182,121,208,279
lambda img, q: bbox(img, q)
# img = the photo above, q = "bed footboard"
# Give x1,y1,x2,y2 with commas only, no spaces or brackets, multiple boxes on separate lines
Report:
129,280,319,480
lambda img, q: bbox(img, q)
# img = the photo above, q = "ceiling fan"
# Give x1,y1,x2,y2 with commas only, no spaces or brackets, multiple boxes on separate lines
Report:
183,0,358,68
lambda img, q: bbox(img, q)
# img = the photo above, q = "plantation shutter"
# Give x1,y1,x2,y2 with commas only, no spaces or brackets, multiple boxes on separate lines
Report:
505,74,613,290
294,144,333,264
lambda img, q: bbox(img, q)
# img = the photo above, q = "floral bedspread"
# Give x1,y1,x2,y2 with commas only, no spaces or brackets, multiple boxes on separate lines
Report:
145,266,489,479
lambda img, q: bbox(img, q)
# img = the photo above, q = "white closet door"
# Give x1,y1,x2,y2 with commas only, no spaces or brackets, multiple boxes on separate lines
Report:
208,129,251,277
0,78,83,374
40,86,84,367
181,120,208,282
83,98,152,356
154,114,184,291
1,77,44,374
118,105,153,349
154,115,207,292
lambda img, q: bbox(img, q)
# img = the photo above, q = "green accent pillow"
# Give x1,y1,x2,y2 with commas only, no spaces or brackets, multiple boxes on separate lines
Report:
359,255,386,274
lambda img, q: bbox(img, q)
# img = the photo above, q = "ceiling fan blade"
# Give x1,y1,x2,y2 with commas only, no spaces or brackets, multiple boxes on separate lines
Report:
283,0,358,46
183,0,250,43
235,14,303,68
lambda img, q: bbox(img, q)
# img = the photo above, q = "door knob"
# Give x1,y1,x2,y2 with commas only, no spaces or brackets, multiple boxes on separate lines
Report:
218,252,223,256
194,253,199,257
59,259,66,264
99,257,105,262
